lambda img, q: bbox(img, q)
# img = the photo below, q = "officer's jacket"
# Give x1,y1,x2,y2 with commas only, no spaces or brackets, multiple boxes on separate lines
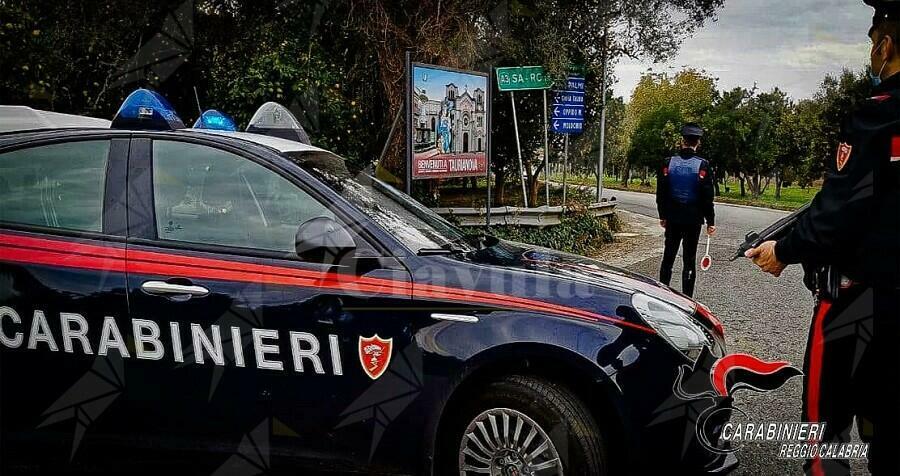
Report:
656,149,716,226
776,74,900,286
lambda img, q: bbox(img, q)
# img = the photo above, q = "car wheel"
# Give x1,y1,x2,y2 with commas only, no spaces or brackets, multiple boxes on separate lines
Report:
441,375,606,476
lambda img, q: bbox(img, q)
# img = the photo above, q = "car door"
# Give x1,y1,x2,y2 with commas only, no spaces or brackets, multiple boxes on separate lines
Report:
0,136,131,472
123,136,416,473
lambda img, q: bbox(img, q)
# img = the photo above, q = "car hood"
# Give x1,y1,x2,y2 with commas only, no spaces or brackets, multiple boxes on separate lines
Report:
467,240,697,313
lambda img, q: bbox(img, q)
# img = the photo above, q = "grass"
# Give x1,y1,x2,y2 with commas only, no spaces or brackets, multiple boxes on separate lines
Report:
550,174,820,211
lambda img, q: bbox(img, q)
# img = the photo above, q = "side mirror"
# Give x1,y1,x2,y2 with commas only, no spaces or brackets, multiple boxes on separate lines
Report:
295,216,357,263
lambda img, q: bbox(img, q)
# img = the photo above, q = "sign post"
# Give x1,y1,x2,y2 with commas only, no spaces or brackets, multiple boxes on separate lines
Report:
563,134,568,207
487,68,493,229
508,91,528,208
598,31,608,202
543,89,550,207
496,66,552,208
404,49,413,195
551,73,586,209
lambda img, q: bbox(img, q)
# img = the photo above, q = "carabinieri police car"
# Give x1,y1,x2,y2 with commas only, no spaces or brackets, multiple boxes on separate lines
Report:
0,90,736,475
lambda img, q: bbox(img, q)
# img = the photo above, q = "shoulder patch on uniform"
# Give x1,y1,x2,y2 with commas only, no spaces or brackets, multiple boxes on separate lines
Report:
836,142,852,171
698,169,707,180
870,94,892,102
891,136,900,163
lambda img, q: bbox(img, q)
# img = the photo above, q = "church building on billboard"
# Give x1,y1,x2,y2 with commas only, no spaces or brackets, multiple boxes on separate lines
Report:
414,83,485,155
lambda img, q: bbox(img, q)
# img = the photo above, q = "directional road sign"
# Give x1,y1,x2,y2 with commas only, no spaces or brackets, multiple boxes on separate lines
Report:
551,74,585,135
496,66,552,91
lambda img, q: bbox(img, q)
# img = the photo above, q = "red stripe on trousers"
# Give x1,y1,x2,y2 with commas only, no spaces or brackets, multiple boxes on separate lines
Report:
807,299,832,476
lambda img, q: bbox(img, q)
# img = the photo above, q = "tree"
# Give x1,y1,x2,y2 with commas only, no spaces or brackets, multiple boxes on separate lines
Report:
739,88,789,198
0,0,170,115
702,87,751,194
571,94,626,180
810,68,871,182
344,0,725,203
773,98,826,196
2,0,726,206
610,66,870,202
622,69,717,183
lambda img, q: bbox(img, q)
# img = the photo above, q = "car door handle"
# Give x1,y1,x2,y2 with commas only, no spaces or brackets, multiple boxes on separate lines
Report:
430,313,479,323
141,281,209,298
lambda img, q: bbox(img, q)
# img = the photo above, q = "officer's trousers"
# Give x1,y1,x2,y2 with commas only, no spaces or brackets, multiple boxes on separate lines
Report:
659,222,701,297
802,285,900,476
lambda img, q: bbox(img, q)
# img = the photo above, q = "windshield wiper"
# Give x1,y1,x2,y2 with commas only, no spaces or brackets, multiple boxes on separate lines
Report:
416,232,501,256
417,242,468,256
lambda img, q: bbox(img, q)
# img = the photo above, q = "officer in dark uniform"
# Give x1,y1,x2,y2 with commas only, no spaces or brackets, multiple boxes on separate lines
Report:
746,1,900,474
656,123,716,297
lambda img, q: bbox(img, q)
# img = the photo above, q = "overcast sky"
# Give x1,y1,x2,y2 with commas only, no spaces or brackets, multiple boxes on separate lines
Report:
613,0,874,101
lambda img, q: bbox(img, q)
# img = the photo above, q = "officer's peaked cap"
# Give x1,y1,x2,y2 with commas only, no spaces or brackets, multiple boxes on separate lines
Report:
681,123,704,138
867,0,900,35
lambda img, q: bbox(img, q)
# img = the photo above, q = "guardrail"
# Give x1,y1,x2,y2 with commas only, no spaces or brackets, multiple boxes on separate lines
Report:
433,199,617,227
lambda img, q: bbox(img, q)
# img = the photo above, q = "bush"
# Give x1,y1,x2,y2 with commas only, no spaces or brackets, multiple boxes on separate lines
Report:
487,207,617,256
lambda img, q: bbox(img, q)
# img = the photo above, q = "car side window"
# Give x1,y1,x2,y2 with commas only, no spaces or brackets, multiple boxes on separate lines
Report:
152,140,343,255
0,140,110,233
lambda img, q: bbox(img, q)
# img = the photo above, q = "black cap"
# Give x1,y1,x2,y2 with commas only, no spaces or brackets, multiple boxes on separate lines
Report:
867,0,900,34
681,123,704,138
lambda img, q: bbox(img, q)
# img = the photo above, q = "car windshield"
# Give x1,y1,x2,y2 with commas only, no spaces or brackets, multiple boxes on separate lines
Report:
283,150,473,253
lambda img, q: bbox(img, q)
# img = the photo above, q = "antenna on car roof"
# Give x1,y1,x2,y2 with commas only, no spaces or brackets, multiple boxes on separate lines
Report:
192,86,203,117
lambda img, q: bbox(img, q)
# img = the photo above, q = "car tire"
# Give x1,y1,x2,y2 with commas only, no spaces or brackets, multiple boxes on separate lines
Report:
439,375,607,476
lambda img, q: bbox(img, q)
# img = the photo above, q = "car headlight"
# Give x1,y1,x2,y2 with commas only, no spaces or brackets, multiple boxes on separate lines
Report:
631,293,710,360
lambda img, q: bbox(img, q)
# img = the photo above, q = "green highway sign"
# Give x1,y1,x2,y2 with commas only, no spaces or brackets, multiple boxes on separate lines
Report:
496,66,552,91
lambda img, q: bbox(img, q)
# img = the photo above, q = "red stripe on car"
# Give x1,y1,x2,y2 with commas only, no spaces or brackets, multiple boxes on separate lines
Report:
0,232,654,334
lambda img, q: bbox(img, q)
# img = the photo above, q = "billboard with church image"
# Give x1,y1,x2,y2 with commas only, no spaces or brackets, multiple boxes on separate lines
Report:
410,63,489,179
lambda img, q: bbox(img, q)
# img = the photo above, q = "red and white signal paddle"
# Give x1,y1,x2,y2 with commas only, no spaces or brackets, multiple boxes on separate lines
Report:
700,234,712,271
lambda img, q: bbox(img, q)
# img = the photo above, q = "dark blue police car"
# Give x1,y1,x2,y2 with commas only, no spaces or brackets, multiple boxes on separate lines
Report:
0,90,735,474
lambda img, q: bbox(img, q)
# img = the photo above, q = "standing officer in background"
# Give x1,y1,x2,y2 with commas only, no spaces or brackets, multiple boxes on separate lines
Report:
656,123,716,297
746,1,900,474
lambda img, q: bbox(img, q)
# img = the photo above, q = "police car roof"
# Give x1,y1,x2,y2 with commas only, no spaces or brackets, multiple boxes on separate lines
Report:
0,108,330,156
183,128,327,154
0,106,111,133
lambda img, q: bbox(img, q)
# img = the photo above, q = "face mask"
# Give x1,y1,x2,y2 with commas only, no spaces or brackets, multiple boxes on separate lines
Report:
871,38,888,87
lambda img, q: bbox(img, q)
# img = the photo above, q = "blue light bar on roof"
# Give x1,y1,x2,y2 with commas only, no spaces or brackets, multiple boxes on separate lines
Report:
192,109,238,131
111,88,185,130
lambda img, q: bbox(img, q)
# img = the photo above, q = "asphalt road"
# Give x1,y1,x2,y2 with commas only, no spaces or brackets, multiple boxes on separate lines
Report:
595,188,869,475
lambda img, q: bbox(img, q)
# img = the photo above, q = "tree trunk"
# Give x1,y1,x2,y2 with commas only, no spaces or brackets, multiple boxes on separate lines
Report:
739,175,746,197
749,174,762,199
527,160,546,207
528,175,540,207
775,173,783,200
495,169,507,205
713,166,721,196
